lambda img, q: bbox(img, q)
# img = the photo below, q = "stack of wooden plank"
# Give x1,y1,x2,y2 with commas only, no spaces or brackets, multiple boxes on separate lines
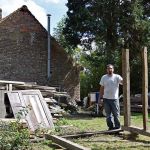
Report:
1,80,76,120
120,93,150,112
44,97,66,117
14,84,57,97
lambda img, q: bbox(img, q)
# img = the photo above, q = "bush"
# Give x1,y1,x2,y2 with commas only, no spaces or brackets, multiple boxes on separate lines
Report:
0,120,31,150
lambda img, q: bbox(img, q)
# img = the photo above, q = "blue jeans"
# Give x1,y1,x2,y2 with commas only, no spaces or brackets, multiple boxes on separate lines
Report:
103,98,120,129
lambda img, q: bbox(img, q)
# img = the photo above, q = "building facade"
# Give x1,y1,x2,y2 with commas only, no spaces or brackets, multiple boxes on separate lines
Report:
0,5,81,101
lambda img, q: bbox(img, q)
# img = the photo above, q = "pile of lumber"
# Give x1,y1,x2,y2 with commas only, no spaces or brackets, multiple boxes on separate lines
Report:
120,93,150,112
14,84,57,97
14,83,77,116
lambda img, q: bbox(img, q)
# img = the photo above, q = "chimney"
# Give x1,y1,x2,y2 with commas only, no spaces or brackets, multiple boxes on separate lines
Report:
0,8,2,20
47,14,51,80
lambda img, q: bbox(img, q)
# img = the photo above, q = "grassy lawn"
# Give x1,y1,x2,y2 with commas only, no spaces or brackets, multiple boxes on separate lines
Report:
1,112,150,149
55,112,150,133
53,112,150,150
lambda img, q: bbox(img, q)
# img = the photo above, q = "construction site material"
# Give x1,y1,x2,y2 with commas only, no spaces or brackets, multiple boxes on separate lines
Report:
15,84,57,97
6,90,54,131
120,103,150,112
61,129,123,139
45,134,91,150
122,126,150,137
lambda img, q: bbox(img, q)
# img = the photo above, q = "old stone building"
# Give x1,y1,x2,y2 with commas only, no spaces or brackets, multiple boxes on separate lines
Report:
0,5,81,101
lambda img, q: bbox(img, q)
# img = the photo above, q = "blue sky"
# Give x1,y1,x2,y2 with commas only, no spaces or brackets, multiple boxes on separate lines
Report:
0,0,68,35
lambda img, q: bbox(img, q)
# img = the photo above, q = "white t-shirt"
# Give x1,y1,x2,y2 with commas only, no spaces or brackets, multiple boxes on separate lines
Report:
100,74,123,99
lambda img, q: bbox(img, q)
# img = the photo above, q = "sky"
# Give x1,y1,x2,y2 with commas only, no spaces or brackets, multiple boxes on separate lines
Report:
0,0,68,35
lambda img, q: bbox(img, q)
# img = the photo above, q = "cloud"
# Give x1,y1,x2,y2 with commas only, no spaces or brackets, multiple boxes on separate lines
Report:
45,0,60,4
0,0,47,29
44,0,66,4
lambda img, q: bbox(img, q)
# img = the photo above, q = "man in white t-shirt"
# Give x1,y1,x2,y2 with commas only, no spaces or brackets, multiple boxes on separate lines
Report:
99,64,123,130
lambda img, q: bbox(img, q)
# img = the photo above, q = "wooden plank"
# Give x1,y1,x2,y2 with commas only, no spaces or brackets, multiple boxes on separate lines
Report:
6,84,12,91
20,90,54,130
21,90,54,128
122,49,131,127
42,100,55,128
122,126,150,137
19,93,40,131
7,92,25,118
45,134,91,150
36,90,54,128
22,94,50,129
141,47,148,131
61,129,123,139
0,80,25,85
0,90,6,118
7,90,54,131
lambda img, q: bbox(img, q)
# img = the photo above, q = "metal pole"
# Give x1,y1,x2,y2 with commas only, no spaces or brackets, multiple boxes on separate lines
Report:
0,8,2,20
47,14,51,80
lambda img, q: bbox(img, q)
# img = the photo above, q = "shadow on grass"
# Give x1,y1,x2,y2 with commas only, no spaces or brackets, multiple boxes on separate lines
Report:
131,112,150,117
64,112,103,120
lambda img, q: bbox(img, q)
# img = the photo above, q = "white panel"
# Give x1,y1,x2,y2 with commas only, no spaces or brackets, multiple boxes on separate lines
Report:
7,90,54,131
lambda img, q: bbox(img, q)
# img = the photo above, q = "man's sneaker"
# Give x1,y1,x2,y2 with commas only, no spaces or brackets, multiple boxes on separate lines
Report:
114,127,121,130
108,127,114,131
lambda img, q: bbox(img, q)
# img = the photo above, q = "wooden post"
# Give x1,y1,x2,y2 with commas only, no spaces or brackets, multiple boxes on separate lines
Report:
141,47,148,131
6,84,9,91
122,49,131,127
9,84,12,91
6,84,12,91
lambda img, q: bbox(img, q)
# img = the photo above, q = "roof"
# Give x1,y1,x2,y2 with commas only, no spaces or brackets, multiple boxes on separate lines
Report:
0,5,46,32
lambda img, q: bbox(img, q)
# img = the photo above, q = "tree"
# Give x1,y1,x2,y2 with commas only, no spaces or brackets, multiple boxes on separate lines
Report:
64,0,150,56
63,0,150,95
54,0,150,97
53,16,75,56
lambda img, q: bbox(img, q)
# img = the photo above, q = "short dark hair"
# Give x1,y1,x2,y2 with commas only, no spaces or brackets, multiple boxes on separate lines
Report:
106,64,114,68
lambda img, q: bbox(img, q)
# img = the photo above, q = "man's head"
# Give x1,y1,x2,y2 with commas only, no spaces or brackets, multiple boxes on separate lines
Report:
106,64,114,75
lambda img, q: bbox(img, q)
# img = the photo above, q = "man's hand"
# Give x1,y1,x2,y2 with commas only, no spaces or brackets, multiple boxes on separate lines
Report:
99,98,103,107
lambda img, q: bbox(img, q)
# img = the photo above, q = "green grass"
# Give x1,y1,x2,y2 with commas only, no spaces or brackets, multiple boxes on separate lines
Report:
3,112,149,149
53,112,150,150
37,112,150,149
131,112,150,127
54,112,150,133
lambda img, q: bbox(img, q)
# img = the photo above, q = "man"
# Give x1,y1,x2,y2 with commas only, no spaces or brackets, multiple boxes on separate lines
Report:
99,64,123,130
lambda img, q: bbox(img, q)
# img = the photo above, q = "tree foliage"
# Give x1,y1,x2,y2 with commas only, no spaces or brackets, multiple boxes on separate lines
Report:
53,16,75,56
64,0,150,52
54,0,150,98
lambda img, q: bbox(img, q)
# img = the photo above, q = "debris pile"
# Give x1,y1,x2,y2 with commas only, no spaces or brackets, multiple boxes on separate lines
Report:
6,83,78,119
120,93,150,112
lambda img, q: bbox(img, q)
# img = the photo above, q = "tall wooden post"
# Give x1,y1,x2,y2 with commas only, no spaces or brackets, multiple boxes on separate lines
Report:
142,47,148,131
122,49,131,127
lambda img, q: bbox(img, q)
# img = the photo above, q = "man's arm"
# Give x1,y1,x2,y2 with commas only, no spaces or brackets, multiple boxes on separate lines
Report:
118,75,123,85
120,79,123,85
100,85,104,98
99,85,104,105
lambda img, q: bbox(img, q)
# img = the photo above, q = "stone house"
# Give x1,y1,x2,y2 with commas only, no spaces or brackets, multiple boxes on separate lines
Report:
0,5,81,101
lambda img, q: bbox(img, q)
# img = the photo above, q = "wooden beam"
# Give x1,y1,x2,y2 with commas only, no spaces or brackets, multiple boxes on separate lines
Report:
141,47,148,131
122,126,150,137
45,134,90,150
0,80,25,85
61,129,123,139
122,49,131,127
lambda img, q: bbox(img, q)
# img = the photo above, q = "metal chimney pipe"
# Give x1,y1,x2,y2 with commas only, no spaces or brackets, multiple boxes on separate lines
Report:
47,14,51,80
0,8,2,20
